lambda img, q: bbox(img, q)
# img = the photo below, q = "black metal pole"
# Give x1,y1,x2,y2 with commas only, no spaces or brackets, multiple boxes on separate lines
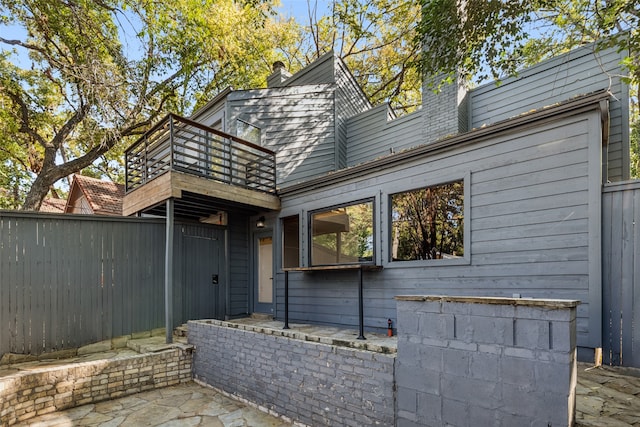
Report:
357,267,366,340
283,270,290,329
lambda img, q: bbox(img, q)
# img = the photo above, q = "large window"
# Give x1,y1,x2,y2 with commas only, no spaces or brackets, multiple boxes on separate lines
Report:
390,180,464,262
282,215,300,268
310,200,374,266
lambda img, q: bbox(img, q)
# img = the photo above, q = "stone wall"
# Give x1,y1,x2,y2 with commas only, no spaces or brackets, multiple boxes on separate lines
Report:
395,296,578,427
0,346,192,426
189,319,395,426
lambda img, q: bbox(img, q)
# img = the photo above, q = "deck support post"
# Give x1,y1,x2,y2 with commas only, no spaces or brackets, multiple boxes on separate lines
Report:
165,198,174,344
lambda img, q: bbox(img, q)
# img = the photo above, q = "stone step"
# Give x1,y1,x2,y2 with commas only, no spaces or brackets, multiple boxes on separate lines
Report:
174,324,189,337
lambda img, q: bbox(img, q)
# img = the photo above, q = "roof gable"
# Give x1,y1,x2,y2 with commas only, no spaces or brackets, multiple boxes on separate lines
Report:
66,175,124,216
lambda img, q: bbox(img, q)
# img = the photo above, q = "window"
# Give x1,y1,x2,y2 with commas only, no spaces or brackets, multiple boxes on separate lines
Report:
310,200,374,266
282,215,300,268
237,119,261,144
390,180,464,262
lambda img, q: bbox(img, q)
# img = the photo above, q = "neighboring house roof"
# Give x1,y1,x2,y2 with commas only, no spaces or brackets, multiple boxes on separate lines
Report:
65,175,125,216
39,198,67,213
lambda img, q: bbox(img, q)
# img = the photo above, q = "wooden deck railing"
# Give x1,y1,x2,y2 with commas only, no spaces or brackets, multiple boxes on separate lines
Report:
125,114,276,193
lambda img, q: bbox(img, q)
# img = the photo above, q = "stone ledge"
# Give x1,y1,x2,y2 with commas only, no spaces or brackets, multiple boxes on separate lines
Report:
191,319,397,354
395,295,580,309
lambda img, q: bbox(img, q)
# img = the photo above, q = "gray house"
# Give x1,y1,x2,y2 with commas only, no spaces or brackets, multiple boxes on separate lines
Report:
123,43,636,364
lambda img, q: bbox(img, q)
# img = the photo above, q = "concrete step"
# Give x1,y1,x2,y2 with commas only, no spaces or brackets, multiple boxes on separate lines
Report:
250,313,273,321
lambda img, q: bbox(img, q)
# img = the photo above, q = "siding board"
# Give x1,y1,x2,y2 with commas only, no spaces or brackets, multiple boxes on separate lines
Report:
278,107,603,349
346,108,422,166
227,85,337,186
470,44,628,181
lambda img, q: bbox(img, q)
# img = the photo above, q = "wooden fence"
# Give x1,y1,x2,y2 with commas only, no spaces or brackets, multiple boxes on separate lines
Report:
602,180,640,366
0,211,220,357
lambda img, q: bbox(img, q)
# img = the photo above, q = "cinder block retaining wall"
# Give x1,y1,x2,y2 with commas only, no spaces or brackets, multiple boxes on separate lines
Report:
0,347,192,426
395,296,578,427
189,320,396,426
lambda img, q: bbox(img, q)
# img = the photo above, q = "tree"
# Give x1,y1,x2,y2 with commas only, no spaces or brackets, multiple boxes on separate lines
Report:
282,0,423,114
0,0,296,210
416,0,639,84
416,0,639,178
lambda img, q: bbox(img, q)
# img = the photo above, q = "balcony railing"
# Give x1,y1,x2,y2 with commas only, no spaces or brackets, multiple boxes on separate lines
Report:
125,114,276,194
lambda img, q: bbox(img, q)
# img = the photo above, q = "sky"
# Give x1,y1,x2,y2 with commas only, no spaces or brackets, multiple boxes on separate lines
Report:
278,0,331,24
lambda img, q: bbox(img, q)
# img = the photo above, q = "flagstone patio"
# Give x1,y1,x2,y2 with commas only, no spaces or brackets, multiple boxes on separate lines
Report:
17,381,292,427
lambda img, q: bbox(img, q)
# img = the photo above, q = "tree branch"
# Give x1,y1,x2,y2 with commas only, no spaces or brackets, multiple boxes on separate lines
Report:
5,88,48,148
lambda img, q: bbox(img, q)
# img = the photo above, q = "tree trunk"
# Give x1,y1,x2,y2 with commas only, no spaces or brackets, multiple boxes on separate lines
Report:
21,173,54,211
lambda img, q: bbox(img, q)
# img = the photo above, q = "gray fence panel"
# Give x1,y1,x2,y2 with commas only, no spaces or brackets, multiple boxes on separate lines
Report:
602,181,640,366
0,211,221,357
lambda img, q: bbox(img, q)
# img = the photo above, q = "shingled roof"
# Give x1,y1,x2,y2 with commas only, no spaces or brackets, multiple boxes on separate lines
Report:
39,197,67,213
66,175,125,216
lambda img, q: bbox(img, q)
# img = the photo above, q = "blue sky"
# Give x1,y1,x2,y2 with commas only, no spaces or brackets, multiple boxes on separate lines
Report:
278,0,331,23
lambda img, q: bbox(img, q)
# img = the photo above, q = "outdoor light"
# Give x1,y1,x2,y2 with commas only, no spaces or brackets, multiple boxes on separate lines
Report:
256,216,266,229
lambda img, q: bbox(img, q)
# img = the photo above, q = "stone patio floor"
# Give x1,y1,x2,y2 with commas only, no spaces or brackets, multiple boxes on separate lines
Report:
15,381,292,427
3,320,640,426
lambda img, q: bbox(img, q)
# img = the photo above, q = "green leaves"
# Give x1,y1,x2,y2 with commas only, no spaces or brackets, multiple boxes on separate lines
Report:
293,0,423,114
0,0,291,209
416,0,639,85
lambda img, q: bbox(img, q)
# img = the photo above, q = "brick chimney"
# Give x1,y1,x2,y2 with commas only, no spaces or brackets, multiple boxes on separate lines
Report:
422,0,469,141
267,61,292,88
422,74,468,142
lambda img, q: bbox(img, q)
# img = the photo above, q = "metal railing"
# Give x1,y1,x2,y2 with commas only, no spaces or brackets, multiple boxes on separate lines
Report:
125,114,276,194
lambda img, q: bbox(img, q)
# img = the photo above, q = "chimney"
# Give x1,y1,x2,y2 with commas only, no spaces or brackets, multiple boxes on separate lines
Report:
422,0,469,141
267,61,292,88
422,74,468,142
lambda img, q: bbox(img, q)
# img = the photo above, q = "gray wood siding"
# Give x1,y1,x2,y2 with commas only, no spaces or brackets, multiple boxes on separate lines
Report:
228,212,250,317
602,181,640,366
227,85,337,186
277,108,603,349
334,58,372,169
284,51,335,86
346,107,422,166
470,44,629,181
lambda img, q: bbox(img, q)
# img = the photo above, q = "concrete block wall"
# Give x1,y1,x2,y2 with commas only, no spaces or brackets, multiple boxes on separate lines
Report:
395,296,578,427
0,347,192,426
189,319,396,426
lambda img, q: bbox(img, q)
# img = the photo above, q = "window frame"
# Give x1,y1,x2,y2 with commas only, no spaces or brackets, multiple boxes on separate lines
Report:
308,198,376,267
385,174,470,268
236,119,261,145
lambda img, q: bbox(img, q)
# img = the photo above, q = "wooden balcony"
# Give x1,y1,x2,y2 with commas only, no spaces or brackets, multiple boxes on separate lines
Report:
123,114,280,217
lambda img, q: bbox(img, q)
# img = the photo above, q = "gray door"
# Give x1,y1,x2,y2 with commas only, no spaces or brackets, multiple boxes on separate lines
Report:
183,233,223,320
253,234,274,314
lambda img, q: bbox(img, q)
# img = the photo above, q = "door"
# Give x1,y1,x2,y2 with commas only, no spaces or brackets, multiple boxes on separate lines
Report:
254,235,273,314
182,232,223,321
